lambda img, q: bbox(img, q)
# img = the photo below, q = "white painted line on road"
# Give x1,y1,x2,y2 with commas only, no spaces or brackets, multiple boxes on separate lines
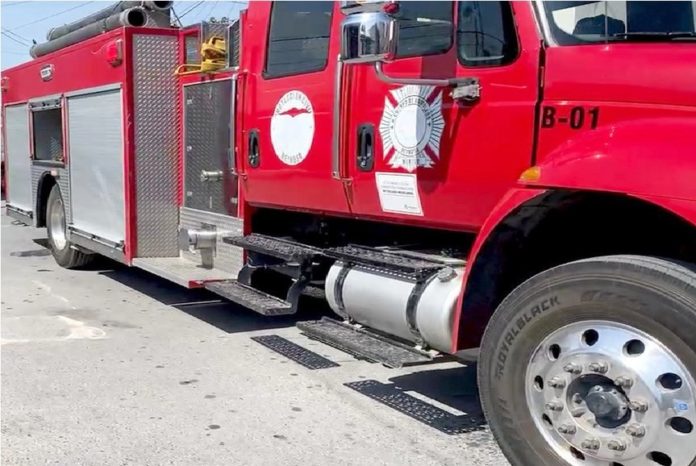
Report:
32,279,77,309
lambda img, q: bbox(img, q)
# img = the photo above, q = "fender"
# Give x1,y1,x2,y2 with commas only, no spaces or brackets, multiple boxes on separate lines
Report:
531,117,696,206
451,187,546,352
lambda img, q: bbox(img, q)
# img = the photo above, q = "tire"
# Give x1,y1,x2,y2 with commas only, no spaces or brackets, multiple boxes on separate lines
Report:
46,184,93,269
478,255,696,466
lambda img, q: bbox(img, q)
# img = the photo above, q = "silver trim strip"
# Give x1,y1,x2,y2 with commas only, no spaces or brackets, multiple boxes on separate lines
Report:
64,83,122,98
332,53,343,179
69,230,126,263
6,205,33,224
28,93,62,104
69,226,124,250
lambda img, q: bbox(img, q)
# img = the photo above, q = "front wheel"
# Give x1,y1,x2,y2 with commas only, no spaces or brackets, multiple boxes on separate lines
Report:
479,255,696,466
46,184,93,268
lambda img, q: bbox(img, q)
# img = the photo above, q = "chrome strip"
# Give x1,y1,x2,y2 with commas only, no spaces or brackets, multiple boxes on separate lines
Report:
63,83,122,98
332,53,343,180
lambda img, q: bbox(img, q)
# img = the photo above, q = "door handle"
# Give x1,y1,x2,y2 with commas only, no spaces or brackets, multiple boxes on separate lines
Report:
200,170,223,182
356,123,374,172
248,129,260,168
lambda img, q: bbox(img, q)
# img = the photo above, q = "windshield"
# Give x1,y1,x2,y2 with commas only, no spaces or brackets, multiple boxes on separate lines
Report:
541,1,696,45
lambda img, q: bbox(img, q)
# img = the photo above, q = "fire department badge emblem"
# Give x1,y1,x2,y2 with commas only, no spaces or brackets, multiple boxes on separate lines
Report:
379,85,445,172
271,90,315,166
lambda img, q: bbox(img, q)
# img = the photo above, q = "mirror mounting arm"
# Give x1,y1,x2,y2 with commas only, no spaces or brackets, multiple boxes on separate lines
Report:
374,62,481,103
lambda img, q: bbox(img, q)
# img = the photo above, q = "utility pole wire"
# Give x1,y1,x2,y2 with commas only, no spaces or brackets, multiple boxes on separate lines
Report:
178,1,204,19
10,1,96,30
2,27,30,45
2,30,30,47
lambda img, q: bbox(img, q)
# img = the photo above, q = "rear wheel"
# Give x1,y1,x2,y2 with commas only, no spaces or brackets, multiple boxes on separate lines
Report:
479,255,696,466
46,184,92,268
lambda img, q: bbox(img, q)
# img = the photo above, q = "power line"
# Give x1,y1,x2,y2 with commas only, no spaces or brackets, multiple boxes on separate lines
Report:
2,1,32,7
10,1,96,30
2,27,30,45
178,1,205,20
2,30,29,47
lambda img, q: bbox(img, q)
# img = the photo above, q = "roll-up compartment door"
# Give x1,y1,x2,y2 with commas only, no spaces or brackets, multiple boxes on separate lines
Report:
67,88,125,244
4,104,33,212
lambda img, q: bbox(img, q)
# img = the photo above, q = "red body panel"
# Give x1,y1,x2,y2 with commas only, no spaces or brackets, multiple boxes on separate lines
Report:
1,27,180,263
239,2,351,215
343,2,541,231
531,43,696,224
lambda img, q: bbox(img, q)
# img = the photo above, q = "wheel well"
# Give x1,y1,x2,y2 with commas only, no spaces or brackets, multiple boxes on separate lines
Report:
35,174,56,228
456,190,696,350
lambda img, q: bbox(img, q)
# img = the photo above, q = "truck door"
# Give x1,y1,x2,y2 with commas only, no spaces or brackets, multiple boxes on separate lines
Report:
342,1,540,230
241,1,350,214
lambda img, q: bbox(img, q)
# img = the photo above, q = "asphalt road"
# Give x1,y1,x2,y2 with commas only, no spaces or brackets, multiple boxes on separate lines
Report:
1,211,508,466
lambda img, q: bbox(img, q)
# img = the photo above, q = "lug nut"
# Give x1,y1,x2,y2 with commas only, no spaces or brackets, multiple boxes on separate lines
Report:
570,407,587,417
626,423,646,438
545,400,564,412
588,361,608,374
557,424,576,435
563,363,582,375
629,399,648,413
581,438,600,450
607,439,627,452
548,377,566,389
615,376,634,388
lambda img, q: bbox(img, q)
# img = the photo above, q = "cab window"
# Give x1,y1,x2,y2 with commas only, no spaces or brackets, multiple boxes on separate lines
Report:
457,1,518,67
395,1,454,58
264,1,334,78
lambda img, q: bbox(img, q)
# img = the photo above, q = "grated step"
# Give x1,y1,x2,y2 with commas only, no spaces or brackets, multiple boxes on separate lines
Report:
222,234,323,263
324,245,445,280
297,317,433,368
205,280,293,316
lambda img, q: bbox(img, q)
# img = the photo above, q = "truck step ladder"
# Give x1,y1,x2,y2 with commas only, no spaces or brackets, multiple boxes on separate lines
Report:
222,233,324,263
297,317,435,368
205,280,294,316
324,245,447,280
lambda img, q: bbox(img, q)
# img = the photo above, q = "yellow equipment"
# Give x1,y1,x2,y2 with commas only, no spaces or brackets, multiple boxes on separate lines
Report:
175,36,227,75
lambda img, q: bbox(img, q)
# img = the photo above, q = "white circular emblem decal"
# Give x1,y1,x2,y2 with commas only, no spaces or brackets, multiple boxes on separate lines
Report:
271,90,315,166
379,85,445,172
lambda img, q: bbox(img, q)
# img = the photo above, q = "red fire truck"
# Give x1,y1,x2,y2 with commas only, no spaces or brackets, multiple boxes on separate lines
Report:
3,1,696,464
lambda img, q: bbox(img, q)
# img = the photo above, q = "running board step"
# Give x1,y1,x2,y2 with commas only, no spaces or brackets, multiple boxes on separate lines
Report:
324,245,446,280
205,280,293,316
222,233,323,263
297,318,434,368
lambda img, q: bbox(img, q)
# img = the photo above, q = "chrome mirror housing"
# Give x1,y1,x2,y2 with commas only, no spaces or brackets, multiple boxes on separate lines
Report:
340,12,397,64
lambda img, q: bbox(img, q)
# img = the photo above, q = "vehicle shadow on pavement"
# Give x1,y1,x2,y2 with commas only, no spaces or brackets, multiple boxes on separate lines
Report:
98,263,330,334
346,364,488,435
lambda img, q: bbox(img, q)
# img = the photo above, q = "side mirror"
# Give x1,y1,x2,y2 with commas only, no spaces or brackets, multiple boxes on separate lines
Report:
340,12,397,64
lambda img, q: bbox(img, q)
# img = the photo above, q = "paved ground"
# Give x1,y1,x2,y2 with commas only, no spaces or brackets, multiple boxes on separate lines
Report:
1,212,507,466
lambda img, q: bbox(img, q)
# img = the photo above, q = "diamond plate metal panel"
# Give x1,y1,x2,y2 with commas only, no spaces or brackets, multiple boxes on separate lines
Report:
31,165,71,225
133,34,180,258
183,80,234,215
179,207,243,275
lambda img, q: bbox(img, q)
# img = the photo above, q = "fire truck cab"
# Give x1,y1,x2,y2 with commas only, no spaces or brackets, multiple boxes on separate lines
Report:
2,1,696,465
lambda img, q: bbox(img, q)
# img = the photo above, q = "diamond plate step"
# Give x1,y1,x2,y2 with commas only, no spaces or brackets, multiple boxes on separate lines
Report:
324,245,445,280
222,233,323,263
297,318,433,368
205,280,293,316
251,335,339,370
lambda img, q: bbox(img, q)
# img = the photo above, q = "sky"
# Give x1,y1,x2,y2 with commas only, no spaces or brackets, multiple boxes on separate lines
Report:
0,0,247,69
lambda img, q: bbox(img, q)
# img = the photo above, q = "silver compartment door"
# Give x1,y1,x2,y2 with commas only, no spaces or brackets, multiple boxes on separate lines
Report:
4,104,33,212
67,88,125,244
183,79,235,215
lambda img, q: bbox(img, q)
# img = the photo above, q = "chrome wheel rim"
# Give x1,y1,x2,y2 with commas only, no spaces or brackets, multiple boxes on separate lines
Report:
49,196,67,250
526,320,696,465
